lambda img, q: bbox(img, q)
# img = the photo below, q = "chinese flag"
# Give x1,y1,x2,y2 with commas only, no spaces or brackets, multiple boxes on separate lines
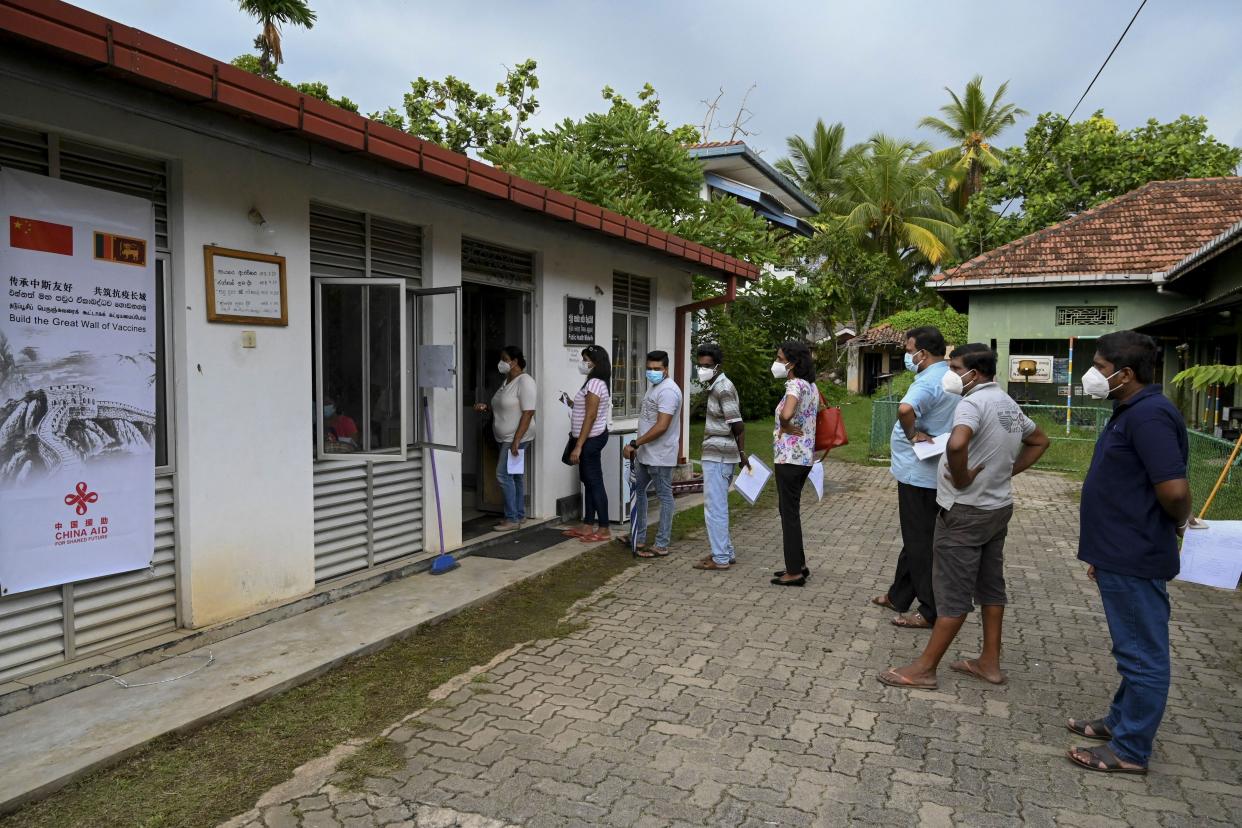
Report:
9,216,73,256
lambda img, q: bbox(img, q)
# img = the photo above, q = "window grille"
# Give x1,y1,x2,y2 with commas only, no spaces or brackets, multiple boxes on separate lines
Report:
461,238,534,286
611,272,653,417
1056,306,1116,327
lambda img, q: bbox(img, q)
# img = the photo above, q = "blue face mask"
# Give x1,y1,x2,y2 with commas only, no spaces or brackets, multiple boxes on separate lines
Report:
904,351,924,373
646,369,665,385
323,405,336,418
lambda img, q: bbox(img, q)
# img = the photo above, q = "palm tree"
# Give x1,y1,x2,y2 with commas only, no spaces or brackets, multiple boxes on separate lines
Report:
834,135,961,328
921,75,1027,209
775,119,855,211
237,0,317,78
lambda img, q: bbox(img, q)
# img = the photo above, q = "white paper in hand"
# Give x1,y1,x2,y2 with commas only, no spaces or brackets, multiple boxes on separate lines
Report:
506,450,525,475
912,433,950,461
810,461,825,501
734,455,771,505
1176,520,1242,590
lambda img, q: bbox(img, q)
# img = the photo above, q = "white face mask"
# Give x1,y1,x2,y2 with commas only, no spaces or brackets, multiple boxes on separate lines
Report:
578,361,592,376
497,360,511,375
1081,366,1122,400
696,366,716,383
941,368,977,396
770,360,788,379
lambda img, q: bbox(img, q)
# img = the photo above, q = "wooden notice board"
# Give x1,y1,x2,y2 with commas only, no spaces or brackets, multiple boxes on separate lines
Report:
203,245,288,326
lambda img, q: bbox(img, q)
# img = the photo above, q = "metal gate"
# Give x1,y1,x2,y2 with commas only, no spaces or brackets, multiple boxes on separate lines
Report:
310,205,425,582
0,122,178,683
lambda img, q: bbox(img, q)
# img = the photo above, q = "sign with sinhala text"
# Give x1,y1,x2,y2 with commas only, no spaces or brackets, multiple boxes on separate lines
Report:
0,168,156,596
565,296,596,346
205,246,287,325
1008,354,1054,384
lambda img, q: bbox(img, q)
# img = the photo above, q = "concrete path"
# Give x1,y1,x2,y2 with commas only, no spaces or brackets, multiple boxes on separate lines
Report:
0,532,613,813
224,464,1242,827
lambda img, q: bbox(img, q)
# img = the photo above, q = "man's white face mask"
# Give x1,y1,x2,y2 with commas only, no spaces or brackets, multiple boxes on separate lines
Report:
1081,367,1122,400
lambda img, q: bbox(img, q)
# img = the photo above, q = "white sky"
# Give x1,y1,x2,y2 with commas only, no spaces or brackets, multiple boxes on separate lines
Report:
73,0,1242,160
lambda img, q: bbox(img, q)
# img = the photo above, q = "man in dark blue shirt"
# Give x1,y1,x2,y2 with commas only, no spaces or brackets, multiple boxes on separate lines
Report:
1068,331,1191,776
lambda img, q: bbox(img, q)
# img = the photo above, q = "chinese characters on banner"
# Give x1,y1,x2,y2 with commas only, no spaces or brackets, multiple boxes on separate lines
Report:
0,169,156,595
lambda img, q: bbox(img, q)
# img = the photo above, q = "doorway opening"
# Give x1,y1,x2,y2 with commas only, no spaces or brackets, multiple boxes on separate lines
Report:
462,282,533,537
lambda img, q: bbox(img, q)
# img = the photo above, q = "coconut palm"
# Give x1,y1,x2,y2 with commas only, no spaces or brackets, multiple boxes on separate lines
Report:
775,119,855,211
237,0,317,77
921,75,1027,208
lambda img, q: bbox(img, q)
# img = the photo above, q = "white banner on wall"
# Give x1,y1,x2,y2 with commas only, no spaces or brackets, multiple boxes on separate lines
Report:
0,169,156,596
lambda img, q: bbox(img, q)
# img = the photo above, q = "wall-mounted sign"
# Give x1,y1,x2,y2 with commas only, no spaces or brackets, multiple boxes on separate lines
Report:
1008,355,1053,384
565,296,596,346
0,168,156,595
204,246,287,326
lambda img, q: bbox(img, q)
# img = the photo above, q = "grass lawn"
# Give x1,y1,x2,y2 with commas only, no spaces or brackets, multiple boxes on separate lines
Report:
1,547,638,828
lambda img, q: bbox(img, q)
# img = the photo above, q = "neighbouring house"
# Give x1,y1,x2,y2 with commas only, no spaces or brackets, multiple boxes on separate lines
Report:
0,0,759,689
685,140,818,239
934,177,1242,432
846,323,907,395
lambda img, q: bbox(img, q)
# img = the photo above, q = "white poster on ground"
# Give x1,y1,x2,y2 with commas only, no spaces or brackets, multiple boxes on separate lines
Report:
0,169,156,596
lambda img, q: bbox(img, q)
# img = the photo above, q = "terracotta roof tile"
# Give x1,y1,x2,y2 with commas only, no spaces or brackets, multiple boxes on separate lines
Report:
935,178,1242,286
684,140,746,149
847,324,906,347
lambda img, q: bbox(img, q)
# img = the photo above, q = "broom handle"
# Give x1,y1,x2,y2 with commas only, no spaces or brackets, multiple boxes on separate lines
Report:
423,395,447,555
1198,429,1242,520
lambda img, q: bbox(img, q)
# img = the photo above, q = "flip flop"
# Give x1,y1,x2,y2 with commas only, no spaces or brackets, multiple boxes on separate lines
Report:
949,659,1007,686
693,560,731,571
1067,744,1147,775
877,669,937,690
871,595,897,612
891,611,932,629
650,547,670,557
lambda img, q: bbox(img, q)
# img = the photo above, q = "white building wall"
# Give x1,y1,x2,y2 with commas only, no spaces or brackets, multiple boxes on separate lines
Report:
1,68,696,627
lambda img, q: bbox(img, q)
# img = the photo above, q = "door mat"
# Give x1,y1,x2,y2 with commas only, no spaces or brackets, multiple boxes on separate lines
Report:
469,528,571,561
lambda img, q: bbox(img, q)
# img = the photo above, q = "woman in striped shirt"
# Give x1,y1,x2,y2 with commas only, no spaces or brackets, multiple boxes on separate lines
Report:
563,345,613,542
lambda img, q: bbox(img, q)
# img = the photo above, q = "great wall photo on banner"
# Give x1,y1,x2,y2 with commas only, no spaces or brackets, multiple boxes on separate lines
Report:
0,168,156,595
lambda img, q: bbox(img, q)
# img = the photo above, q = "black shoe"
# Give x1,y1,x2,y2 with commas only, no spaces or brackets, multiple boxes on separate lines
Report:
770,575,807,586
772,567,811,578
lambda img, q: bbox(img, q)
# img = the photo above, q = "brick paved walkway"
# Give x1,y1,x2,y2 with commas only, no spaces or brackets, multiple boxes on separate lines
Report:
224,464,1242,827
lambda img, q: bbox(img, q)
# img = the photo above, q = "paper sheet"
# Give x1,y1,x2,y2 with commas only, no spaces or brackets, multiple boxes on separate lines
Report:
733,455,771,505
912,432,950,461
1176,520,1242,590
506,450,525,475
810,461,825,501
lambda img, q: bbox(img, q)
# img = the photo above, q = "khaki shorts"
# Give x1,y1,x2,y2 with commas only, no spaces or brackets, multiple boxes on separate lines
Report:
932,503,1014,617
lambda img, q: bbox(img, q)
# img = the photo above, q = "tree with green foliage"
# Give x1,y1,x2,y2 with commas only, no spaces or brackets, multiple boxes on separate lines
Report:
958,112,1242,258
229,54,357,112
794,224,903,336
775,119,855,212
921,75,1027,210
383,60,540,155
236,0,316,78
486,85,779,264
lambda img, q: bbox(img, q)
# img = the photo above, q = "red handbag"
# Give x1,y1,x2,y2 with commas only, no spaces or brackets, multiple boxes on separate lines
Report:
814,389,849,453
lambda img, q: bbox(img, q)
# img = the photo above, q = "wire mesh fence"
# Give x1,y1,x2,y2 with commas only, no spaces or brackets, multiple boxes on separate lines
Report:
867,395,1242,520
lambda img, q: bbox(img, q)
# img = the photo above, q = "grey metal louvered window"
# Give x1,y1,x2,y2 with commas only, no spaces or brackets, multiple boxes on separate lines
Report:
0,121,178,684
461,238,534,287
611,272,653,417
310,204,427,582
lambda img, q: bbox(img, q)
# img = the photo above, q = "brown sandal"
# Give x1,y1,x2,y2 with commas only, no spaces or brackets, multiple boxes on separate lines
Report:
1067,744,1147,775
871,595,897,612
693,560,731,571
891,611,932,629
877,669,937,690
949,659,1007,686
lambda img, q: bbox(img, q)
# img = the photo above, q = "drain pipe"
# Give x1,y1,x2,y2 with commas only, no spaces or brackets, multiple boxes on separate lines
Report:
674,274,739,464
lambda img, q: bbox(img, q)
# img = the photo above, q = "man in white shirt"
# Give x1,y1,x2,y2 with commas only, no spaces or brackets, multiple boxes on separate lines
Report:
623,350,682,558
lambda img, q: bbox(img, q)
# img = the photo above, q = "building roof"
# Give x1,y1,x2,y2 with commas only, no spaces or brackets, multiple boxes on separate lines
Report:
934,177,1242,290
685,141,819,217
847,324,906,348
0,0,759,283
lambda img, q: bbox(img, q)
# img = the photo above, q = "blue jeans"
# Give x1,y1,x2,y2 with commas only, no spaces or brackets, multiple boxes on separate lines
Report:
633,463,674,548
1096,568,1171,766
701,460,736,565
578,431,609,529
495,445,526,523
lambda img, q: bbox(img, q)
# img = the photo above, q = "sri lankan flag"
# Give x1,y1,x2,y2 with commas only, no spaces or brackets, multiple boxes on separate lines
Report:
94,231,146,266
9,216,73,255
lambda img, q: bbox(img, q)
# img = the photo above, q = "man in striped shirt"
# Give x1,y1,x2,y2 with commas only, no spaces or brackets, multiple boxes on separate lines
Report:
693,344,748,571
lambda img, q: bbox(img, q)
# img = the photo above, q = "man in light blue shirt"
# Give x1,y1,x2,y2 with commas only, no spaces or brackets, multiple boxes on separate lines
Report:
872,326,959,629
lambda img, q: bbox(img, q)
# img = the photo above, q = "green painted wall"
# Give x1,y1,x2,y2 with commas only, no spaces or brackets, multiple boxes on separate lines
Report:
962,285,1196,398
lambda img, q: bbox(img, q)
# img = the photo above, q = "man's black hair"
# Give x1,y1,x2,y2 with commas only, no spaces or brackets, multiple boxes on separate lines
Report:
1096,330,1158,384
952,343,996,378
695,343,724,365
646,350,670,368
905,326,947,357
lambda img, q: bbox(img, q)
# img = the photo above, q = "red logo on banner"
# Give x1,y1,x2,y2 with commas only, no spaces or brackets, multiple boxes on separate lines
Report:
64,481,99,515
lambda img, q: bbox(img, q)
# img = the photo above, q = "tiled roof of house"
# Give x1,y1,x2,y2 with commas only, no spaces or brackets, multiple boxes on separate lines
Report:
0,1,758,282
684,140,746,150
847,324,906,347
934,177,1242,288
